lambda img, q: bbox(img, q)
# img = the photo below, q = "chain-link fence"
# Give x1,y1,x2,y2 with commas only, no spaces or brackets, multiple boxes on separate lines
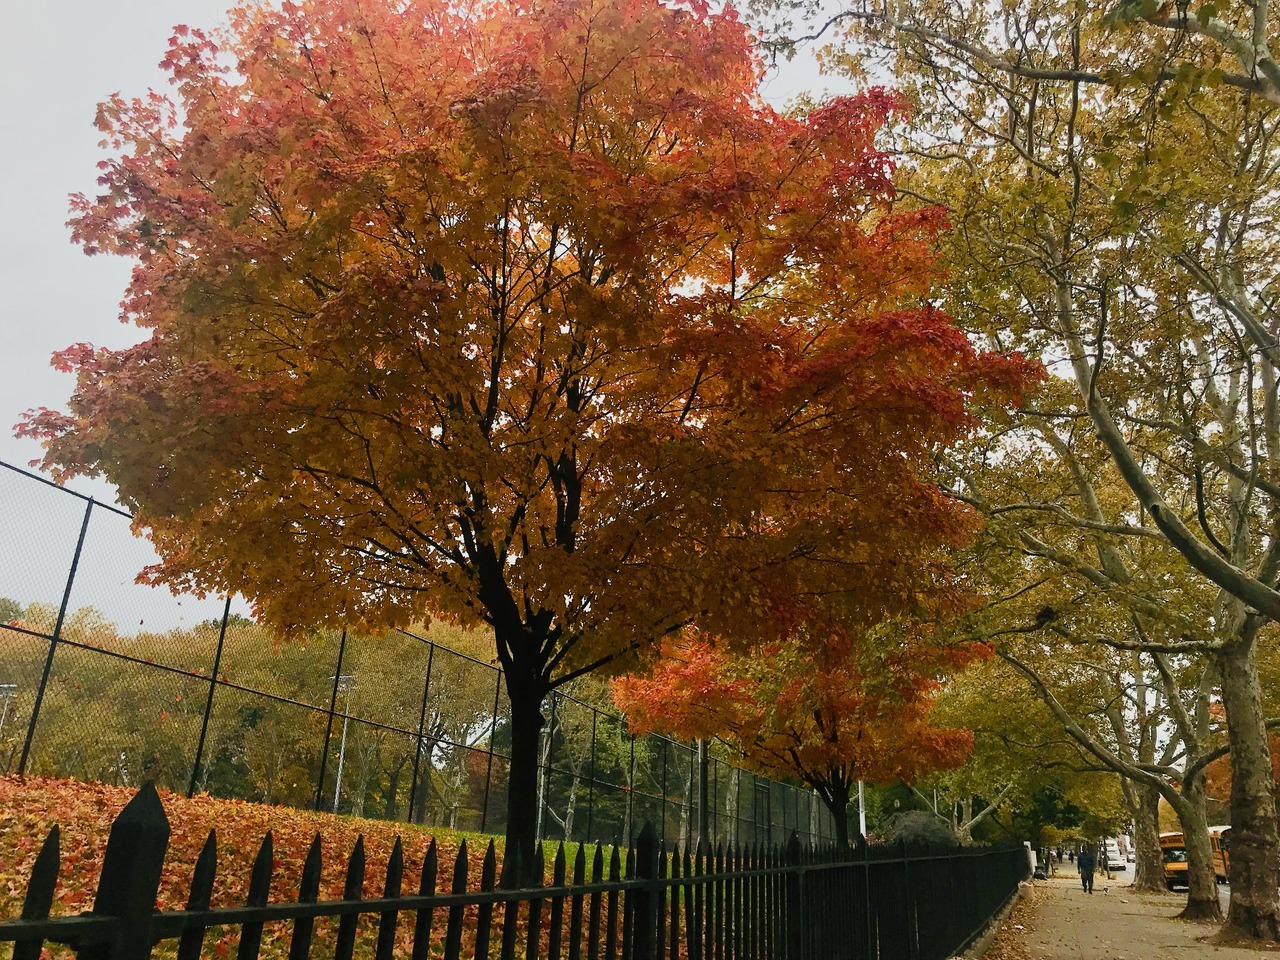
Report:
0,460,837,848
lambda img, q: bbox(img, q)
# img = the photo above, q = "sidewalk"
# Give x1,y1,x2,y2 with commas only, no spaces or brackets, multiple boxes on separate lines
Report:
980,873,1276,959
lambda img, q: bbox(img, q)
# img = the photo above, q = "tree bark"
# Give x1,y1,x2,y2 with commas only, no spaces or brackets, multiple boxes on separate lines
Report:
1172,778,1222,922
1131,783,1165,892
502,671,547,888
1215,631,1280,939
822,781,853,855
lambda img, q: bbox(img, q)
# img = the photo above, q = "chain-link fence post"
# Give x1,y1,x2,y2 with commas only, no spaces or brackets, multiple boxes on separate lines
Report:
535,690,557,843
626,732,636,844
314,628,348,810
586,706,597,841
697,739,708,848
479,671,501,832
19,498,93,775
188,596,231,796
406,642,436,824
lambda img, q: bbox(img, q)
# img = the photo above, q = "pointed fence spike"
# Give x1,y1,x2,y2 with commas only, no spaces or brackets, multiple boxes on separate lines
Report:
483,840,499,882
549,844,568,960
568,844,588,960
501,837,524,891
525,844,547,959
237,831,274,960
375,838,404,960
177,830,218,960
81,784,170,960
410,839,438,960
605,845,622,960
533,843,546,880
386,838,405,894
22,826,60,919
586,844,605,960
442,841,469,960
300,835,323,899
13,826,60,960
476,840,499,960
335,835,366,960
288,835,323,960
630,823,659,960
346,836,368,897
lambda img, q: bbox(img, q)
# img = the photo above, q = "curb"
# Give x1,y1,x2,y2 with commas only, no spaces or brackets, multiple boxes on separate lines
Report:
953,879,1034,959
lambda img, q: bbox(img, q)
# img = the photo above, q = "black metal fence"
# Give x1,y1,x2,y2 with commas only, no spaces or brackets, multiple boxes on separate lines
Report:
0,784,1028,960
0,459,837,847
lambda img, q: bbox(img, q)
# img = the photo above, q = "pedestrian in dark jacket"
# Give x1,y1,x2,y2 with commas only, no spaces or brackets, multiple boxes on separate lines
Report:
1078,846,1096,893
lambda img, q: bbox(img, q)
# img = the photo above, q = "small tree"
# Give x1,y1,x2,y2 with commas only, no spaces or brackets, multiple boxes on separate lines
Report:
613,626,981,851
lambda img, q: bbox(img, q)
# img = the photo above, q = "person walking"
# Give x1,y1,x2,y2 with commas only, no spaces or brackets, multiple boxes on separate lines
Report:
1078,844,1097,894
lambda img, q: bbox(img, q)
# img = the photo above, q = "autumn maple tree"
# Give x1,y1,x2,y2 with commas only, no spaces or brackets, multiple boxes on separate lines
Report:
22,0,1031,878
613,626,981,851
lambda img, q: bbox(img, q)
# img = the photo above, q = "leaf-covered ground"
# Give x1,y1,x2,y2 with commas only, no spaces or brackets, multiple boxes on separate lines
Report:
0,776,515,959
984,874,1277,959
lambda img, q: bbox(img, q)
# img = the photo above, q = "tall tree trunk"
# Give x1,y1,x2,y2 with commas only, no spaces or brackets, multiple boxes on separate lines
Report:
384,756,407,820
1169,778,1223,922
413,759,431,824
955,797,973,844
678,752,694,851
1216,629,1280,939
820,780,853,854
503,672,547,888
1131,783,1165,892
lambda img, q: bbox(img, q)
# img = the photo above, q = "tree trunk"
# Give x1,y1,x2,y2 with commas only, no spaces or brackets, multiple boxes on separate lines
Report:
384,756,406,820
1216,631,1280,939
1131,783,1165,892
413,761,431,824
820,781,854,854
955,797,973,844
503,673,547,888
1169,778,1223,922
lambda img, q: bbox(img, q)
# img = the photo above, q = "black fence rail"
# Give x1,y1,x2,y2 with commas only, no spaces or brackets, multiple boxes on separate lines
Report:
0,459,836,848
0,785,1027,960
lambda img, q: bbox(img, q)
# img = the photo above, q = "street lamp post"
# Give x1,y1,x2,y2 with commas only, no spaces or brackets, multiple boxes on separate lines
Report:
331,675,355,814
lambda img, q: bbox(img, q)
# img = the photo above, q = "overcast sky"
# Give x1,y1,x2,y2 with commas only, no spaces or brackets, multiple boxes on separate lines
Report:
0,2,846,628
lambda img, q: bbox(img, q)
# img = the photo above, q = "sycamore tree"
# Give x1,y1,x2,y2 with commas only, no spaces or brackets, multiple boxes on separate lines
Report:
22,0,1030,879
613,626,980,851
744,0,1280,938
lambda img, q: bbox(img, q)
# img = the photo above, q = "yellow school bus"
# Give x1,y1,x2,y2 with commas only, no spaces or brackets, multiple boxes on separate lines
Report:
1160,827,1230,889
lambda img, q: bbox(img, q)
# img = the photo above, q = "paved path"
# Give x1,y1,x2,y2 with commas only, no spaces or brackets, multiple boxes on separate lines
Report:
982,874,1275,959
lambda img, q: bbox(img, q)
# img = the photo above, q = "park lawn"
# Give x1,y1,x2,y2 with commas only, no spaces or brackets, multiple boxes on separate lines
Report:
0,776,541,959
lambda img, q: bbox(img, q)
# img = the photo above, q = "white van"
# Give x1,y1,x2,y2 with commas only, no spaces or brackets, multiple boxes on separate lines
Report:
1105,839,1125,871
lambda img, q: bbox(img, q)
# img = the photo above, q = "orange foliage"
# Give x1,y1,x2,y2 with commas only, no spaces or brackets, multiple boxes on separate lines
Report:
19,0,1037,861
1203,733,1280,805
0,776,509,956
613,627,983,801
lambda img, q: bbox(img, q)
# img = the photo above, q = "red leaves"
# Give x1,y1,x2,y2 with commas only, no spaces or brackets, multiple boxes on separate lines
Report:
0,775,481,923
615,627,986,792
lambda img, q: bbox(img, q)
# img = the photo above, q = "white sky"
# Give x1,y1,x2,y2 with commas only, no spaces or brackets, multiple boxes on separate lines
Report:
0,1,849,629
